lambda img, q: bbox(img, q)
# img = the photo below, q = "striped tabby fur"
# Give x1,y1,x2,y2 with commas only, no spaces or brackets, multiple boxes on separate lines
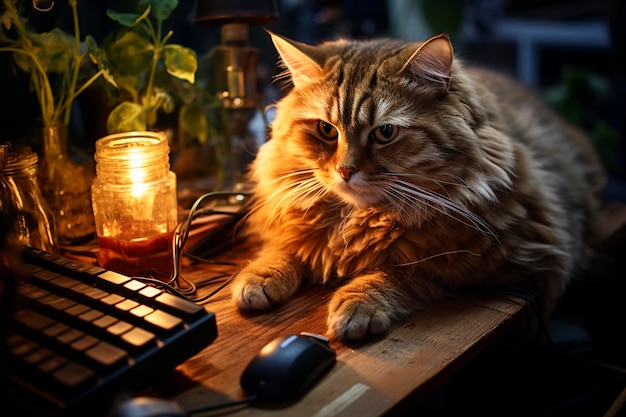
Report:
231,32,606,341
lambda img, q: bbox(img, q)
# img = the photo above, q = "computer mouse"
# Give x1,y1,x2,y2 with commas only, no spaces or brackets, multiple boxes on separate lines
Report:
240,332,337,402
110,397,187,417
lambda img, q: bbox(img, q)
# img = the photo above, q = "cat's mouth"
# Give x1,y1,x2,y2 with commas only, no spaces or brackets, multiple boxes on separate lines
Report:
333,176,383,207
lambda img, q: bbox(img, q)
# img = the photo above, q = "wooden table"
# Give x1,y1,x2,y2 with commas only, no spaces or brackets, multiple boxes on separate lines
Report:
132,240,527,417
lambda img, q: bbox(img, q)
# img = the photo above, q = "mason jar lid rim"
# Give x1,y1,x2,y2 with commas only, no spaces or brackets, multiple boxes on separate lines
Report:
2,150,38,173
95,131,168,151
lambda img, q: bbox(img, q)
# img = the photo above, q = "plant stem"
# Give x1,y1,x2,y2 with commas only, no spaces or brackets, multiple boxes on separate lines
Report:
1,0,55,125
2,0,105,128
72,69,106,98
62,0,82,126
143,16,160,120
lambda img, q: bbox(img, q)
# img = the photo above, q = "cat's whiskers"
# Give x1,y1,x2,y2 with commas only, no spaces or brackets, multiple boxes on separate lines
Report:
392,172,471,193
384,176,499,242
396,249,482,267
383,185,429,224
263,169,330,219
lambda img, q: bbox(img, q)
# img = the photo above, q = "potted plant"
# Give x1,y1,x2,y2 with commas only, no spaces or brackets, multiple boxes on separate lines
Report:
101,0,229,196
0,0,114,245
102,0,199,134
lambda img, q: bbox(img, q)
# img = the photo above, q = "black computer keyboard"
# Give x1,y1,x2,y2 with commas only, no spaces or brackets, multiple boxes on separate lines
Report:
1,245,218,416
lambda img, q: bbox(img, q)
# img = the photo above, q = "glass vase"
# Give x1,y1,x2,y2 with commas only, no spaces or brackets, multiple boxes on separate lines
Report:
36,126,96,246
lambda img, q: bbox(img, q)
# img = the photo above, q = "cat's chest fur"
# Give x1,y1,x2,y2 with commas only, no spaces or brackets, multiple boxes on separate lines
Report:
268,203,495,285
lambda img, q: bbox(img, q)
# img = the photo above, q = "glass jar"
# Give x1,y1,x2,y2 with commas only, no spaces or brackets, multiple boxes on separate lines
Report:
91,131,178,277
0,144,58,253
36,126,96,245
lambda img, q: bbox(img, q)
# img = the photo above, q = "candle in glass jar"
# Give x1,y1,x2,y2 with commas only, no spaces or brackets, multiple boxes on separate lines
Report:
91,131,178,277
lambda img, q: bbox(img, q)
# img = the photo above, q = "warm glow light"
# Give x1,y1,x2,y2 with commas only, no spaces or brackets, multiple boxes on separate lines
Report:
129,152,148,198
92,131,178,277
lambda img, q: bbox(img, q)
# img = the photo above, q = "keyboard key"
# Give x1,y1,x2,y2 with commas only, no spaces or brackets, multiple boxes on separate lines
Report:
139,285,162,299
70,335,99,352
154,292,204,320
65,303,91,317
10,338,38,357
44,322,70,338
38,294,76,312
115,299,140,312
57,329,84,345
92,314,118,330
39,250,59,263
130,304,154,319
52,256,74,267
52,361,96,390
107,320,133,336
98,270,131,286
18,284,50,300
49,275,81,291
13,308,55,331
124,279,146,293
82,286,110,302
32,269,60,282
38,353,68,373
100,293,125,307
78,308,105,323
85,341,128,368
19,263,43,276
144,310,183,334
120,327,156,352
82,264,106,278
23,346,53,365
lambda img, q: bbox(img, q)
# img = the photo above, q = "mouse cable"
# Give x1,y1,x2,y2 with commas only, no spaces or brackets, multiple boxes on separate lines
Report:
185,394,258,416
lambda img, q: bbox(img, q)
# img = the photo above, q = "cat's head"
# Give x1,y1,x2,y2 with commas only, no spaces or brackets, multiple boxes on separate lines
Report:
254,32,512,227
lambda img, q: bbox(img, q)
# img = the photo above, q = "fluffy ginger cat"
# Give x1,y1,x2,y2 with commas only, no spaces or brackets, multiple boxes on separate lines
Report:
231,31,606,341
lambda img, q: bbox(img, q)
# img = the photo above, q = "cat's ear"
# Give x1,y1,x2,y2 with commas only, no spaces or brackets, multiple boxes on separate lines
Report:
268,31,324,88
400,34,453,93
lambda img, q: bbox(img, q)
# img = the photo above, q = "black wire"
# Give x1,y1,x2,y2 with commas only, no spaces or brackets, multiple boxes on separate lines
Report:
166,191,251,304
121,191,251,305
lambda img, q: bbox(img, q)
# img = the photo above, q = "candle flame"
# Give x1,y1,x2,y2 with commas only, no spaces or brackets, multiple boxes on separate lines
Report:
129,153,148,198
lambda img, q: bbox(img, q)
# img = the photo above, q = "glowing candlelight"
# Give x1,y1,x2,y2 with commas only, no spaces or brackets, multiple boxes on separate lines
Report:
91,131,178,277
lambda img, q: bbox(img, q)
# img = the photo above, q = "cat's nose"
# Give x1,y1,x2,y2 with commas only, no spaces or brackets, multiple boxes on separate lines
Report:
336,166,357,181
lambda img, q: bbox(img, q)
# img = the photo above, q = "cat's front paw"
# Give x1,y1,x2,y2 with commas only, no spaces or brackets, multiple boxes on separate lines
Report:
326,295,392,341
232,274,274,310
231,259,302,311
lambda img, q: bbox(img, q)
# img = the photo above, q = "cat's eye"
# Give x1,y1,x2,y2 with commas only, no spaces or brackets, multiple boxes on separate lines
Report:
370,124,399,144
317,120,339,140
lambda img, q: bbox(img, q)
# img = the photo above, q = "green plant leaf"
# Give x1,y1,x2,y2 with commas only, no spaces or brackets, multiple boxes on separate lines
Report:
106,5,151,28
139,0,178,21
112,30,154,57
180,101,208,143
114,74,141,102
85,35,99,60
108,30,154,78
12,50,36,76
86,35,117,87
163,44,197,83
1,9,13,30
107,101,146,133
30,28,74,73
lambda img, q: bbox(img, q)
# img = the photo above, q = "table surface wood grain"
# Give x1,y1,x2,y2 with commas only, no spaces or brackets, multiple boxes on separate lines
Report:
132,240,527,417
